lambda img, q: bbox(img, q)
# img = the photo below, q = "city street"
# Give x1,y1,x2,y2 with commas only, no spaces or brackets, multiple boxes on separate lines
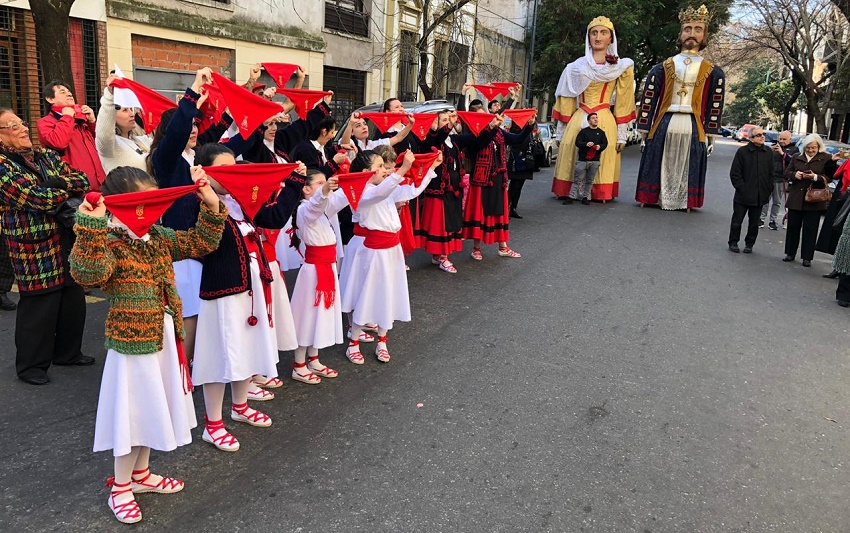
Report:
1,138,848,532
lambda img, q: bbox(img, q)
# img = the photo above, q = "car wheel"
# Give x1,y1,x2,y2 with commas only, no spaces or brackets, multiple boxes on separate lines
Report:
544,149,552,167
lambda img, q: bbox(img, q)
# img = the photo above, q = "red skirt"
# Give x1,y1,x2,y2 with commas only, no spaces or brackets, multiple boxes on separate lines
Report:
461,185,510,244
417,195,463,255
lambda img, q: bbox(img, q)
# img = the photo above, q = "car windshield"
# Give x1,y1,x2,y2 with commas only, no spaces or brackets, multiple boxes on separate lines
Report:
540,127,549,140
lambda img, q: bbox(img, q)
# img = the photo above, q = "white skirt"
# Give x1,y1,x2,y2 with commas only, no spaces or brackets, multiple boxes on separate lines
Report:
659,113,693,210
193,258,280,384
269,260,298,352
274,220,304,272
93,314,197,457
173,259,202,317
291,262,344,349
339,242,410,330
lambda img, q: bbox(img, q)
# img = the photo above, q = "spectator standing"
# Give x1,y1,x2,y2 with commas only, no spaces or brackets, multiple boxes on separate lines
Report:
728,127,774,253
565,112,607,205
37,80,107,191
95,74,152,173
760,130,797,230
0,109,93,385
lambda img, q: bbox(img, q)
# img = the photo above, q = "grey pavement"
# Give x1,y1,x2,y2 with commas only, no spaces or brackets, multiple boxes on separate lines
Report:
1,138,849,532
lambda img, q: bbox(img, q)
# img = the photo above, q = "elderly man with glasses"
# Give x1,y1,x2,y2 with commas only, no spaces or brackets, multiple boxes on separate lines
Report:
0,109,92,385
728,127,775,253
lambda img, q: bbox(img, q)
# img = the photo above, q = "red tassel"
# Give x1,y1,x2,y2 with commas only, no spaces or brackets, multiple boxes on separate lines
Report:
175,338,194,393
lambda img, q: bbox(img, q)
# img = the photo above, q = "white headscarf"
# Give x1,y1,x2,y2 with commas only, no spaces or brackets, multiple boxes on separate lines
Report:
554,26,634,99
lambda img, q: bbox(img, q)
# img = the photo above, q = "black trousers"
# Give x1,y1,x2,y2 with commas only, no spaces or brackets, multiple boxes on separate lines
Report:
15,284,86,379
0,237,13,293
507,179,526,211
837,274,850,302
729,202,762,247
785,209,821,260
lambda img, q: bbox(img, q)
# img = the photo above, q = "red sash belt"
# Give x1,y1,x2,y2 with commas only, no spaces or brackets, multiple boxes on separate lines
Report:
244,230,274,327
305,244,337,309
353,223,367,237
355,224,400,249
165,296,193,394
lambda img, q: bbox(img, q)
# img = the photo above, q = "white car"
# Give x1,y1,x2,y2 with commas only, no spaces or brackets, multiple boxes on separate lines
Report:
535,123,559,167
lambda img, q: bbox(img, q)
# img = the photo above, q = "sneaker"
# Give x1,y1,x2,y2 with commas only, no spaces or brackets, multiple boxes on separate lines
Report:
562,197,574,205
768,221,778,230
581,197,590,205
758,220,765,228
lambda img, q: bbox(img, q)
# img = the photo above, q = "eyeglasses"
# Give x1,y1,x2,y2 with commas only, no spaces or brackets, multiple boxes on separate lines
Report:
751,133,765,137
0,120,27,131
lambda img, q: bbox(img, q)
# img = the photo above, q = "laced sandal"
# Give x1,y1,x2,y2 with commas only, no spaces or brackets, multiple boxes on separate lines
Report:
471,247,483,261
363,323,379,332
375,336,391,363
438,258,457,274
291,362,322,384
202,416,240,452
346,341,365,365
307,356,338,378
130,468,184,494
106,479,142,524
347,327,374,343
497,246,521,258
247,386,275,402
231,402,272,427
252,375,283,389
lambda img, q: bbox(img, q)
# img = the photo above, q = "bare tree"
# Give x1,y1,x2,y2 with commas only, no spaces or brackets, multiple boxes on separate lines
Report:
416,0,474,100
736,0,850,133
30,0,76,93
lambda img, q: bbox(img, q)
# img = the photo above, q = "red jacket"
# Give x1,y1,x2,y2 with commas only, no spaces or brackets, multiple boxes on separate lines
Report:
37,112,106,191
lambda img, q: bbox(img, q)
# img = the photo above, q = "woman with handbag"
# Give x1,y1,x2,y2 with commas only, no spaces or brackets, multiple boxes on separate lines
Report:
0,109,92,385
783,134,836,267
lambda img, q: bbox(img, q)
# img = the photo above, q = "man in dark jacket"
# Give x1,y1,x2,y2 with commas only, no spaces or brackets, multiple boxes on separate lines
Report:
760,130,798,230
565,112,607,205
728,127,774,253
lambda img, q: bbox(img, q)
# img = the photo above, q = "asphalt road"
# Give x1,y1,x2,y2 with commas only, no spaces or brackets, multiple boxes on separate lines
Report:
1,138,848,532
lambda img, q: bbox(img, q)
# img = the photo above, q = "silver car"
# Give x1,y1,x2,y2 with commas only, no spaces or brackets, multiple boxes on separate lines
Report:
535,122,559,167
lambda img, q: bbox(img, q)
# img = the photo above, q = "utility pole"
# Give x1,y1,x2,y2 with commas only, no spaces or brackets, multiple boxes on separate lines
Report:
525,0,540,107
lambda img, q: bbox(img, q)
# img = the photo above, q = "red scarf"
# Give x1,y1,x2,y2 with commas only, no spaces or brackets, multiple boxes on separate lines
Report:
456,111,494,137
211,72,282,138
360,112,402,134
202,163,299,220
336,171,375,211
304,244,336,309
101,184,199,237
406,113,438,141
491,82,518,96
276,88,332,120
109,78,178,133
835,159,850,194
502,109,536,129
471,84,502,101
262,62,299,87
395,149,440,187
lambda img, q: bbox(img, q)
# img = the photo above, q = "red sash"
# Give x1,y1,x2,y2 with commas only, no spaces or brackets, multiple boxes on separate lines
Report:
243,230,274,327
304,244,337,309
363,229,401,249
399,203,415,255
166,296,193,394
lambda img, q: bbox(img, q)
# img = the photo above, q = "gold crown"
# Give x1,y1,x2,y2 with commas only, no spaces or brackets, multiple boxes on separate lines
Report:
587,16,615,32
679,4,711,25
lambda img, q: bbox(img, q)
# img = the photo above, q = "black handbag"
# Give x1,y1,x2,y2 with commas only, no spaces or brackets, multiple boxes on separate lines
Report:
35,154,83,229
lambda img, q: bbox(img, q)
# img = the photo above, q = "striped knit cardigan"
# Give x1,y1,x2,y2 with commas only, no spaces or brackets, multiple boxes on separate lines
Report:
69,202,227,355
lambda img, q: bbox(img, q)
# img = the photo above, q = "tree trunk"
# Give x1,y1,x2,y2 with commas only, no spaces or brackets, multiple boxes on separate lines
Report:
804,88,824,134
30,0,76,96
783,78,802,131
418,50,433,100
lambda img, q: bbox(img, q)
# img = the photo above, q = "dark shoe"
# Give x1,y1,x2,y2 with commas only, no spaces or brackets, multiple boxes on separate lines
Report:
838,300,850,308
562,197,574,205
743,246,753,254
823,270,840,279
18,374,50,385
509,209,523,219
0,292,15,311
768,221,778,230
728,244,740,253
53,355,96,367
802,259,812,267
581,197,590,205
758,220,765,228
782,255,795,262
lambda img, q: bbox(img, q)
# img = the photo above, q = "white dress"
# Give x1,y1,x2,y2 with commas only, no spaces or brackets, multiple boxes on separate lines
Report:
274,219,305,271
192,202,281,384
94,314,197,457
290,189,349,348
338,171,435,330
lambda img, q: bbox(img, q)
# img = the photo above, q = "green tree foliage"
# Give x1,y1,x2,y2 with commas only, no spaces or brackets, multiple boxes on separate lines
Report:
753,79,797,125
725,62,772,126
532,0,733,98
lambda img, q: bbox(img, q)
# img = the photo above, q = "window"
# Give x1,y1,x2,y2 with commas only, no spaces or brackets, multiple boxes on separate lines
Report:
323,66,365,119
446,41,469,93
398,30,419,102
325,0,369,37
431,40,448,98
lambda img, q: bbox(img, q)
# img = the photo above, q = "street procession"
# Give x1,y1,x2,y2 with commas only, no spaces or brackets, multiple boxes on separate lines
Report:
1,0,849,530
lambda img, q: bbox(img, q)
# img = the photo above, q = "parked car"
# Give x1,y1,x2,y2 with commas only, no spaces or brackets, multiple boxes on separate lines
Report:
535,122,559,167
763,130,779,144
720,126,734,137
736,124,758,142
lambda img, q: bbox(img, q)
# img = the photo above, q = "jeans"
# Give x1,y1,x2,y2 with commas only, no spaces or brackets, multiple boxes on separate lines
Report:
760,182,785,224
571,161,600,200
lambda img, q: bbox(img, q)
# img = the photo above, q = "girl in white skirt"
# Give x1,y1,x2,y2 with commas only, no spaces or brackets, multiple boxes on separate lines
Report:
191,144,298,452
70,166,226,524
287,169,348,383
339,149,442,364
